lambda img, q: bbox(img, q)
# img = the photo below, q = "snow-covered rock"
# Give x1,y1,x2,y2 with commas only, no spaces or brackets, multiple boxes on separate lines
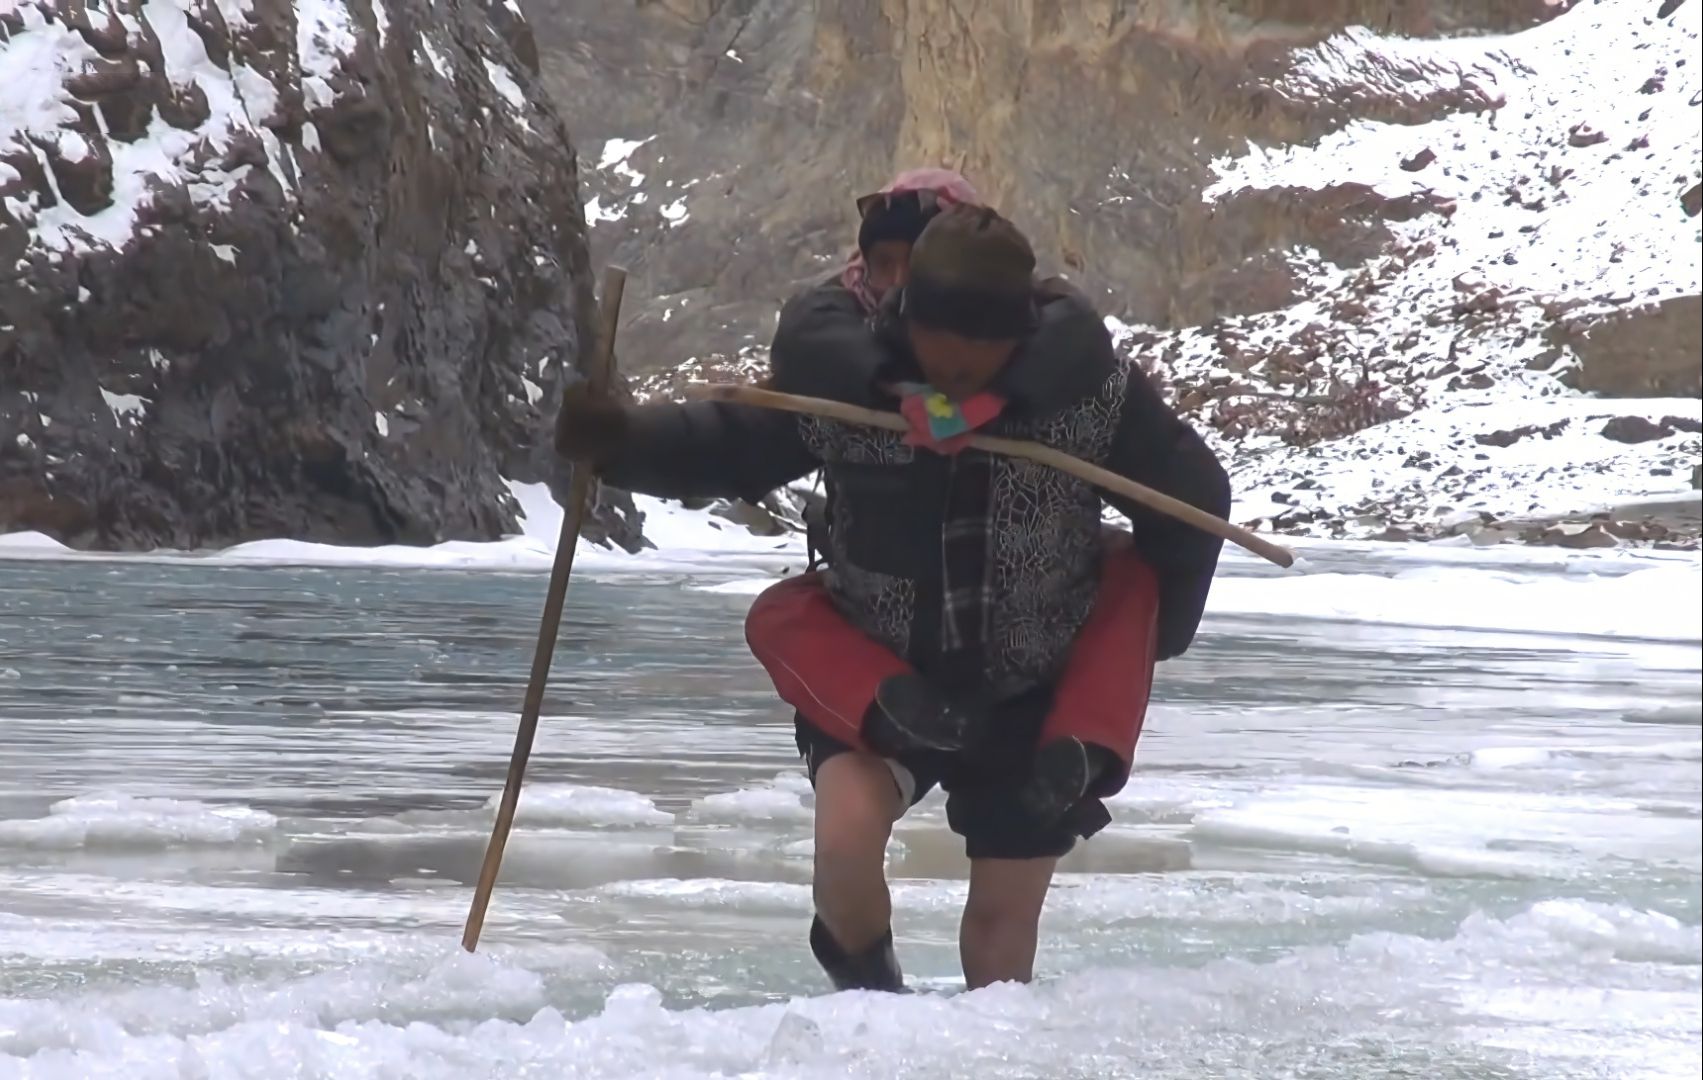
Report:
1148,0,1703,546
0,0,629,551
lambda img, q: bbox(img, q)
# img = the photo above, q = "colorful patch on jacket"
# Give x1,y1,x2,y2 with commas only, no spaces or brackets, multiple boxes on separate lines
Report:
893,382,1005,451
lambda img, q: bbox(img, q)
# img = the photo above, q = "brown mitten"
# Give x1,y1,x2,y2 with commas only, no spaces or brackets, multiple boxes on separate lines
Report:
553,381,629,464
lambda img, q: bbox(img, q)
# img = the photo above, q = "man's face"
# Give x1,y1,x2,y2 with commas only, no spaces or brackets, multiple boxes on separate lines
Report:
907,323,1018,401
864,239,911,299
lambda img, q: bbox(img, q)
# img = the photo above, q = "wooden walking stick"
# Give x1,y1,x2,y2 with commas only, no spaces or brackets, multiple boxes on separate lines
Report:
461,265,628,953
687,383,1296,569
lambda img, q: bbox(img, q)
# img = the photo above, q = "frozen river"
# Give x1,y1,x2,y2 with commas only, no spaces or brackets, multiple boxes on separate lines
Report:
0,543,1698,1079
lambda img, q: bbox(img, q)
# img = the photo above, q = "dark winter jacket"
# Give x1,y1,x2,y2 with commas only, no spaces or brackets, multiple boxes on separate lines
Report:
599,278,1231,700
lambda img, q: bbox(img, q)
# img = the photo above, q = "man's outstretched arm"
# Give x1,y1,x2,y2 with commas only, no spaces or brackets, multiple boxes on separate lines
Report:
556,388,819,504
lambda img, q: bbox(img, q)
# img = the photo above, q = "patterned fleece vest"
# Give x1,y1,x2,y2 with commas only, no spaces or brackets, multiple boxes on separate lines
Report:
797,357,1134,701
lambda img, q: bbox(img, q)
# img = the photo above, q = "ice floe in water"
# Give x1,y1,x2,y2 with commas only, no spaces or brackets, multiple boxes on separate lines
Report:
0,794,277,850
686,773,814,826
493,784,676,828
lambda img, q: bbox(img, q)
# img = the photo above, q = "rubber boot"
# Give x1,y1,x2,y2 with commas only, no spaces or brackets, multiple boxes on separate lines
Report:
809,915,908,993
862,672,978,756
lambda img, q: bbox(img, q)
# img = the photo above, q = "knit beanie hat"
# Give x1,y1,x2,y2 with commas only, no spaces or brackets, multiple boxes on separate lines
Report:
900,205,1038,340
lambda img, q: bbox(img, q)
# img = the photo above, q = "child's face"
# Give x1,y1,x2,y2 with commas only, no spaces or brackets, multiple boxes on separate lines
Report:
864,240,912,300
907,323,1018,401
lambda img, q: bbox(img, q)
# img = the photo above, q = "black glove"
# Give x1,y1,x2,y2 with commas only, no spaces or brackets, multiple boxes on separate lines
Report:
862,672,984,756
1015,736,1119,828
553,380,628,464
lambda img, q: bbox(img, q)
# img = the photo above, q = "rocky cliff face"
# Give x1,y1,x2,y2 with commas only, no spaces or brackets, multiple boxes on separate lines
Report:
0,0,633,551
526,0,1563,370
535,0,1702,551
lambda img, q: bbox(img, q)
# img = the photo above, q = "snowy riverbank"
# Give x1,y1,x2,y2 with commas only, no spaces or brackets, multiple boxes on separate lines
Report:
4,479,1697,647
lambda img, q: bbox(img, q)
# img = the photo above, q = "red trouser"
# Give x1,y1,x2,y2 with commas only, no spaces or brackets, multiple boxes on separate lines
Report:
743,536,1160,796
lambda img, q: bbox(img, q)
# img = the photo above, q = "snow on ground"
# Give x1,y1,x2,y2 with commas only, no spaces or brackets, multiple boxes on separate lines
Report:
578,135,716,234
419,36,454,79
632,342,771,402
1207,560,1700,643
1112,0,1703,542
0,907,1693,1079
0,0,356,259
0,481,804,577
481,57,535,133
502,480,803,575
0,904,1688,1079
0,531,66,556
1216,0,1701,308
1228,397,1701,536
581,136,654,225
297,0,358,108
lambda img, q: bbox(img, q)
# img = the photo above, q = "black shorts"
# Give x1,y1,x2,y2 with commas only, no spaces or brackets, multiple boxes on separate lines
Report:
793,688,1112,861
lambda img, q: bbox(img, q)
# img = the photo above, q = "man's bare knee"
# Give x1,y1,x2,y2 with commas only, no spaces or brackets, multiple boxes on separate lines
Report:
813,753,903,856
814,754,900,888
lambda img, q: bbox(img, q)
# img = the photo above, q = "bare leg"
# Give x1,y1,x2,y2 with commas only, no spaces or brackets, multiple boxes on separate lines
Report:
959,856,1059,989
812,751,905,952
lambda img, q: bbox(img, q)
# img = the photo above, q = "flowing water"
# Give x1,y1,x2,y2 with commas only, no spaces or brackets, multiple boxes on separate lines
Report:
0,551,1698,1079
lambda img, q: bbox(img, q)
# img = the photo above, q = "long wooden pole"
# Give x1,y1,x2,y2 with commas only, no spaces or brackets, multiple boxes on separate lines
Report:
687,382,1295,569
461,265,628,952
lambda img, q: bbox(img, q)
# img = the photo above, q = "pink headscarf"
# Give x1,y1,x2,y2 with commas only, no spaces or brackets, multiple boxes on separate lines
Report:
840,168,983,314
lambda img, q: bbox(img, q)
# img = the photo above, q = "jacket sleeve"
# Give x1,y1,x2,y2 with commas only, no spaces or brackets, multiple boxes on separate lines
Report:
598,400,820,504
1102,362,1233,662
767,284,890,406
